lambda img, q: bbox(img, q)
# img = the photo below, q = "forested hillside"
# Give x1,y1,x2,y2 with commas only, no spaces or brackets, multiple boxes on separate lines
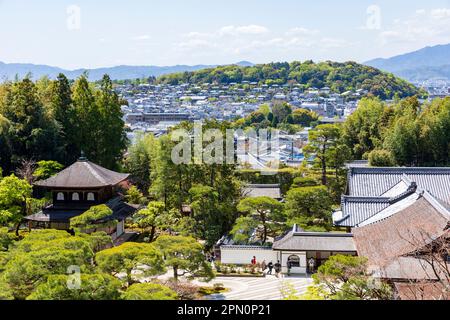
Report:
157,61,424,100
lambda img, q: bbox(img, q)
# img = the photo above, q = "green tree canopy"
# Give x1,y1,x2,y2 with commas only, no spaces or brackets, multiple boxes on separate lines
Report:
284,186,333,231
32,160,64,181
70,204,116,231
234,196,284,244
124,133,157,193
292,108,319,127
121,282,178,300
342,98,390,159
95,242,165,286
368,149,396,167
302,255,393,300
304,124,342,185
27,274,122,300
153,235,213,281
133,201,178,242
125,186,146,205
0,175,32,235
2,230,94,299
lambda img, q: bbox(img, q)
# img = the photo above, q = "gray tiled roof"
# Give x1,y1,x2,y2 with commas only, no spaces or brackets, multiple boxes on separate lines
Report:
273,226,356,252
335,196,391,227
335,182,419,227
35,160,130,189
347,167,450,206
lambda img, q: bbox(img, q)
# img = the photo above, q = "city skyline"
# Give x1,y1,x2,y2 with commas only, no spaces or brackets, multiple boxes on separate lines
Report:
1,0,450,69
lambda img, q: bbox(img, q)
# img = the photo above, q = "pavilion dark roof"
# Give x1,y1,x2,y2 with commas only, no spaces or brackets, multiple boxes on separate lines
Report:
25,196,139,223
34,160,130,189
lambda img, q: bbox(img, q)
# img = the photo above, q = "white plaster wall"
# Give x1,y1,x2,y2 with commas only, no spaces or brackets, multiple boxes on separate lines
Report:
281,252,307,274
220,246,279,265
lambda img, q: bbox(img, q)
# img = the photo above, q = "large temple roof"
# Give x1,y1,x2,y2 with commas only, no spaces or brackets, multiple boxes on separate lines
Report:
352,192,450,280
347,167,450,206
34,159,130,189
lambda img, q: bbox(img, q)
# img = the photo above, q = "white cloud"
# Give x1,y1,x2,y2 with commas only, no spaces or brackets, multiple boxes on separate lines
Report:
186,31,211,39
319,38,350,49
173,24,352,62
430,8,450,20
132,35,151,41
380,8,450,46
286,27,319,36
219,25,269,36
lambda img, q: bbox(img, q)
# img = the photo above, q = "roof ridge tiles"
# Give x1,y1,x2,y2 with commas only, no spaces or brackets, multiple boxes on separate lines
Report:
350,167,450,175
341,195,391,203
388,182,418,205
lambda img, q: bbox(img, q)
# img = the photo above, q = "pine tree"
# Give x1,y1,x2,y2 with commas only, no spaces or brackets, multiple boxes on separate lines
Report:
50,74,78,165
96,75,128,169
71,74,98,162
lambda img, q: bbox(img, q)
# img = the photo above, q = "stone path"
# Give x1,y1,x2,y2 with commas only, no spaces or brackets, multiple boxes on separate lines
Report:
198,275,313,300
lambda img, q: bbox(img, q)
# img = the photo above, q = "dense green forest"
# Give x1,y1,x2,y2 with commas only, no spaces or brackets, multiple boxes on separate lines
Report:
0,74,127,173
157,61,425,100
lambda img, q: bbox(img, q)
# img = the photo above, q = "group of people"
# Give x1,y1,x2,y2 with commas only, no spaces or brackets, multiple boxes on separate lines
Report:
251,256,317,276
251,256,282,277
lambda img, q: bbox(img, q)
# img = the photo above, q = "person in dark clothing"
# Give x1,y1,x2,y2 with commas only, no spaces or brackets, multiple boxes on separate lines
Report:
274,261,282,277
267,261,274,275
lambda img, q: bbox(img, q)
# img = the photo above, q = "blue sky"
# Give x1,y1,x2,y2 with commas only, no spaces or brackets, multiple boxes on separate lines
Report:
1,0,450,69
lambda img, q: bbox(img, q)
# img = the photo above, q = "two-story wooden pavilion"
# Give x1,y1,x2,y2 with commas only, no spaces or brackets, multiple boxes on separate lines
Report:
25,156,138,240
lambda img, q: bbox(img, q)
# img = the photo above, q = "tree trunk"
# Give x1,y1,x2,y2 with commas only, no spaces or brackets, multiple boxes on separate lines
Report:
173,266,178,281
127,270,133,286
321,157,327,186
261,211,267,245
149,226,156,242
262,224,267,245
321,144,327,186
15,221,21,237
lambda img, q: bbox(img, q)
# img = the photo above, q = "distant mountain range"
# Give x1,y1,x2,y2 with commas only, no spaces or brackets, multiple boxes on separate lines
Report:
5,43,450,84
0,61,254,81
365,43,450,82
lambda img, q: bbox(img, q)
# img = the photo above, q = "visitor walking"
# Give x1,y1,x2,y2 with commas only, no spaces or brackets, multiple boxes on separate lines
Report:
261,260,267,273
267,261,274,275
308,257,316,274
274,260,282,278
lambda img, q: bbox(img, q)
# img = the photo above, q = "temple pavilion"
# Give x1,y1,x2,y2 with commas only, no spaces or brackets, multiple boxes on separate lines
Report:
25,155,138,240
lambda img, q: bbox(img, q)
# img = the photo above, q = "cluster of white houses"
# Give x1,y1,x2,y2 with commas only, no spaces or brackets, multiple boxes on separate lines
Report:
220,166,450,299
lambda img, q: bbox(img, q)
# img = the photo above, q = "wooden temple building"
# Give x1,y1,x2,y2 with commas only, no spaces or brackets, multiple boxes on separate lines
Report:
25,156,138,240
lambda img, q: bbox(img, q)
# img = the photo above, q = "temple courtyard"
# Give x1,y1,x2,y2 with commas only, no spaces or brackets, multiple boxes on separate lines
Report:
198,275,313,300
